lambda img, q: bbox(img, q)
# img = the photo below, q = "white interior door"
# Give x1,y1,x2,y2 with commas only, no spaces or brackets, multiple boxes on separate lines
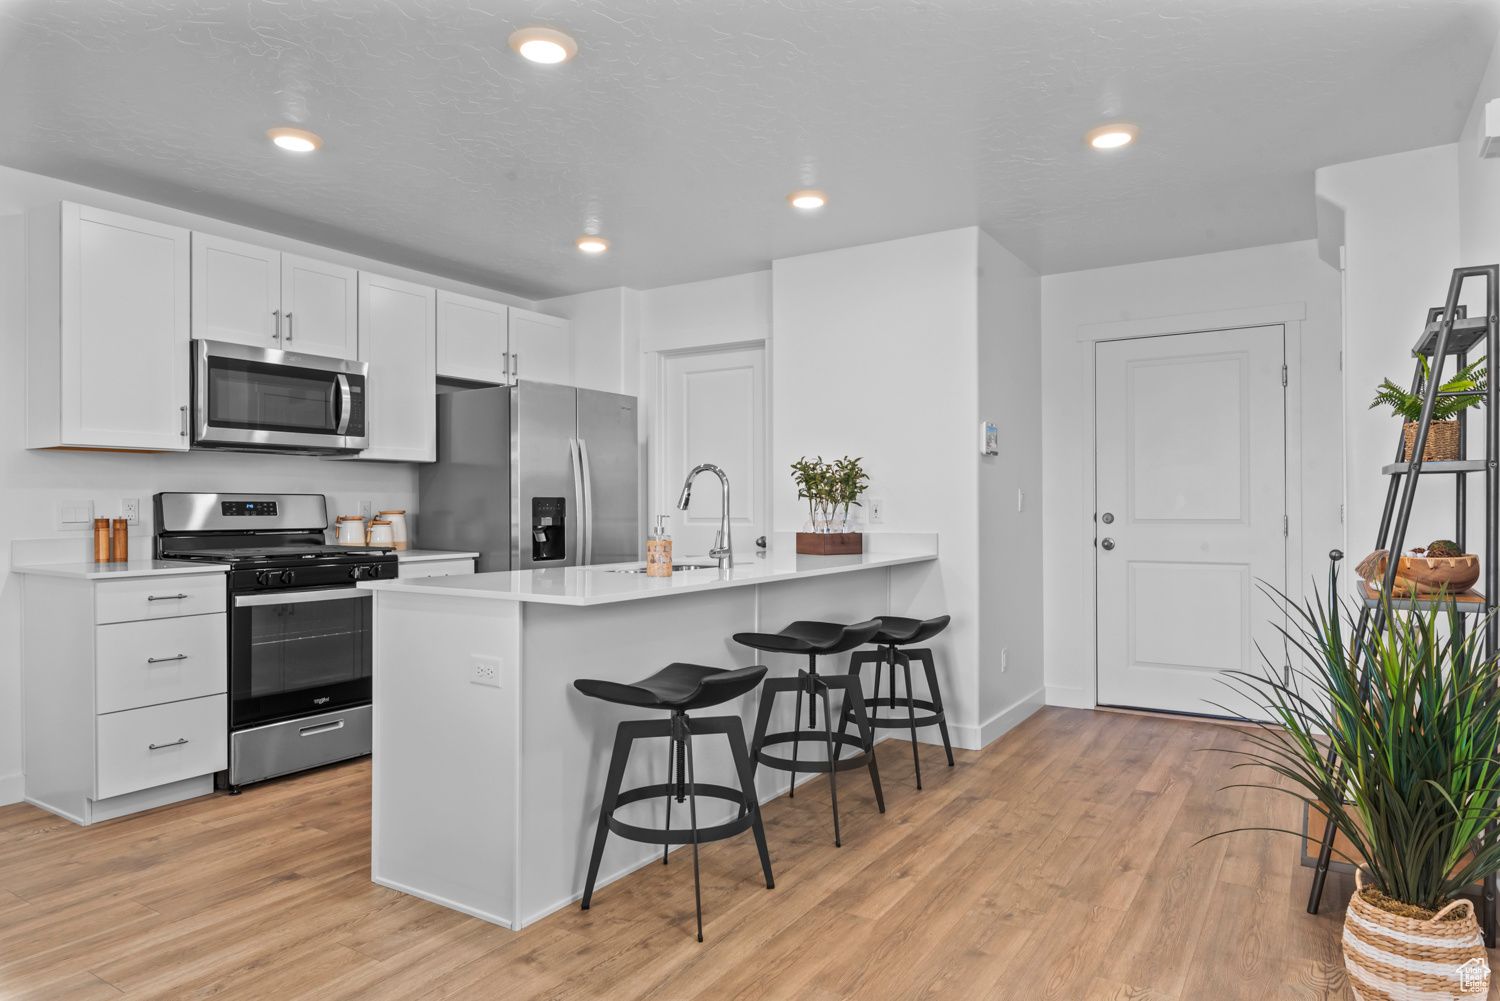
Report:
660,344,766,560
1095,325,1286,718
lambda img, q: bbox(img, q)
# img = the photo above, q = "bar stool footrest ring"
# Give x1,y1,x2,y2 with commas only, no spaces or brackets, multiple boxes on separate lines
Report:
755,729,873,773
606,783,757,846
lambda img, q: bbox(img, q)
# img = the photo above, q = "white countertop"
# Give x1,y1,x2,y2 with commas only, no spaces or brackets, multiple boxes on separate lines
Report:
11,559,231,580
397,549,479,563
361,545,937,607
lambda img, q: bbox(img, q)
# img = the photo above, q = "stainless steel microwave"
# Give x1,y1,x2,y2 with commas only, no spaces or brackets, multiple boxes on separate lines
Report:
192,340,369,454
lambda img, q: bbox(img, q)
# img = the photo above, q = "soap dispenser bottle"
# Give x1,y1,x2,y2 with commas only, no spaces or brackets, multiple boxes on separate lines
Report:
647,515,672,577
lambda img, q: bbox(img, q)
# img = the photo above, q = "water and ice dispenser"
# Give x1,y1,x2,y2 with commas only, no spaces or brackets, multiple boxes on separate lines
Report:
531,497,566,562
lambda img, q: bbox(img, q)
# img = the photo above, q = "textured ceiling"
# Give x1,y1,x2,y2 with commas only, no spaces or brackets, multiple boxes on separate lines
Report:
0,0,1495,298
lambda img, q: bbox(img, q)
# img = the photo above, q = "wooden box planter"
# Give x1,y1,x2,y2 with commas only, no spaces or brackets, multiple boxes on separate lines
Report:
796,532,863,556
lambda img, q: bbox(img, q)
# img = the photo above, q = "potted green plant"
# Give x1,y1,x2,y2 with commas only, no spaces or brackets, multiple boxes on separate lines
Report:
1214,578,1500,998
1369,356,1486,462
791,455,868,555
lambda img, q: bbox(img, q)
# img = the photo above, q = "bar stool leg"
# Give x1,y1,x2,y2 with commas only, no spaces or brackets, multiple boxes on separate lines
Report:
583,722,637,910
816,682,843,847
722,719,774,889
900,652,922,789
681,716,704,942
915,648,955,767
663,736,674,865
841,679,885,813
788,673,805,798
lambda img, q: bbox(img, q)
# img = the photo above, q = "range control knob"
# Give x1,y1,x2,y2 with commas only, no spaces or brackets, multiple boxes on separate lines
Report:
256,570,273,587
349,565,361,580
280,569,297,586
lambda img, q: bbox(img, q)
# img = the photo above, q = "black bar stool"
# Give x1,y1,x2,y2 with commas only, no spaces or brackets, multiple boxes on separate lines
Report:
839,615,954,789
574,663,773,942
733,620,885,847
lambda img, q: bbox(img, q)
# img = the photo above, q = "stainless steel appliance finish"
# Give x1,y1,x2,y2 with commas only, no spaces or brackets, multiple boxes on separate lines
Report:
192,339,369,454
158,492,329,534
419,382,639,573
230,704,373,787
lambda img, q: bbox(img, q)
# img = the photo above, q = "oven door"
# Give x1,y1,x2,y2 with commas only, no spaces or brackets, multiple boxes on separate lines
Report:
193,339,369,454
230,587,372,728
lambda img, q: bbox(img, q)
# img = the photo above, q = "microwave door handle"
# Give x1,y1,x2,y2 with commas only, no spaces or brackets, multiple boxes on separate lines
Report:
335,374,352,435
579,437,594,565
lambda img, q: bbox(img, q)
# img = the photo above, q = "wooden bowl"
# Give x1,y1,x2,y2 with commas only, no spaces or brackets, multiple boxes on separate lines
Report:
1364,552,1480,596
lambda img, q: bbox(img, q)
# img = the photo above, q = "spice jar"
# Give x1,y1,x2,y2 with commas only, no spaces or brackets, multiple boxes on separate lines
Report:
93,518,111,564
111,519,129,563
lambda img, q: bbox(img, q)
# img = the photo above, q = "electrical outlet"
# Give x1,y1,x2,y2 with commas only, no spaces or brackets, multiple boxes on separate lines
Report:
869,498,884,524
121,498,140,525
470,654,502,688
1000,648,1009,673
56,500,94,531
359,500,374,519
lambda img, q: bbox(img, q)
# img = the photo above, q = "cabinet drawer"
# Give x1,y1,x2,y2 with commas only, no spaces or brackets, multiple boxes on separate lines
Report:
95,574,224,624
397,559,475,579
96,694,226,800
96,614,227,714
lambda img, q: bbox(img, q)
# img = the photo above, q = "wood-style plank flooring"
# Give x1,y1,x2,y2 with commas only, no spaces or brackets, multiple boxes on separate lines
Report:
2,706,1491,1000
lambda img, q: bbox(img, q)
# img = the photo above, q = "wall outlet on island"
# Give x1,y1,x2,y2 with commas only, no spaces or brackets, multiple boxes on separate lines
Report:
470,655,502,688
868,498,884,524
359,500,373,519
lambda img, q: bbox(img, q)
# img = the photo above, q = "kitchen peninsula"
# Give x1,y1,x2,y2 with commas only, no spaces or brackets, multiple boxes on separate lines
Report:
361,537,938,929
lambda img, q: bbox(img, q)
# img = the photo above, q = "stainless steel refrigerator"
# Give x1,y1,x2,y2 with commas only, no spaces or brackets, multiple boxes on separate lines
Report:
418,382,639,572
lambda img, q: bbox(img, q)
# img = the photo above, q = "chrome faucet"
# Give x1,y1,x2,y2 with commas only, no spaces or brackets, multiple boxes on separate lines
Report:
677,463,733,571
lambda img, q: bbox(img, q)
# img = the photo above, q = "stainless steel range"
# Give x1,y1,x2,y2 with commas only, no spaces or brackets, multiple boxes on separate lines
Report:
153,492,398,791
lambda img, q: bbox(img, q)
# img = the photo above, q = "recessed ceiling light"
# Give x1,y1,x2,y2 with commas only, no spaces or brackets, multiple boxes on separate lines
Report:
576,235,609,253
1085,123,1138,149
510,26,577,64
267,126,322,152
787,189,828,209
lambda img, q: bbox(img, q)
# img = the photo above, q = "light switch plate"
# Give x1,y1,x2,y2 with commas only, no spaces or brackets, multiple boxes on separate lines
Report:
56,500,94,531
868,498,884,524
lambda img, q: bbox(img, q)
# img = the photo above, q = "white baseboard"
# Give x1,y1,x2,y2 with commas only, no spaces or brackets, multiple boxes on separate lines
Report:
1045,685,1093,710
949,687,1046,750
0,773,22,807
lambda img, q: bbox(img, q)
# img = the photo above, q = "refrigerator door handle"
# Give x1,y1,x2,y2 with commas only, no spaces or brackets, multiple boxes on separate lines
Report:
579,437,594,565
569,437,586,564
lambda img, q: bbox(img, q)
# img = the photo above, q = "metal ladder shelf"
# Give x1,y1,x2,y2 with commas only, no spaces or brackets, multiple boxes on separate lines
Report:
1306,266,1500,945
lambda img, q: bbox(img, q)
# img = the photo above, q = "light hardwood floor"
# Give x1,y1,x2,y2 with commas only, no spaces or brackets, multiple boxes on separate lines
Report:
1,706,1489,1000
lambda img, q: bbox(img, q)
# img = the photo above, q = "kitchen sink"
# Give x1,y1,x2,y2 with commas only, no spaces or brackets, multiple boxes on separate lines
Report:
606,562,721,574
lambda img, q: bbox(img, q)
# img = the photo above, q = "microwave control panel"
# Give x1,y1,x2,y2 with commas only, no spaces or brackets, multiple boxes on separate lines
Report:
346,383,366,436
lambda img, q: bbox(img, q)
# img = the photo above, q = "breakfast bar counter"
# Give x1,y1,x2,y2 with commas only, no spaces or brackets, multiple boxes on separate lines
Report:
360,536,938,929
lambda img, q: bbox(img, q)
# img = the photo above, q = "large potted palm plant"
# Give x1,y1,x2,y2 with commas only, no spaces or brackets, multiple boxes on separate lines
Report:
1217,573,1500,999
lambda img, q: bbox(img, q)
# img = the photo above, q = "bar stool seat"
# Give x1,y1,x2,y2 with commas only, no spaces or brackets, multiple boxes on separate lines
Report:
839,614,954,789
734,619,885,847
574,663,773,942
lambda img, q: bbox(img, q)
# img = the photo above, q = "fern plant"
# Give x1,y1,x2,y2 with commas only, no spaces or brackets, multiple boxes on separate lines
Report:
1369,355,1487,424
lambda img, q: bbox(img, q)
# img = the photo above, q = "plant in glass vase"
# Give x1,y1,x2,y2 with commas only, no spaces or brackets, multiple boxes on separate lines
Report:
791,456,868,554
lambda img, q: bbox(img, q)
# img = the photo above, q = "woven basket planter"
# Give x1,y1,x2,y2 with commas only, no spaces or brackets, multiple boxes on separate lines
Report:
1403,420,1461,462
1343,871,1490,999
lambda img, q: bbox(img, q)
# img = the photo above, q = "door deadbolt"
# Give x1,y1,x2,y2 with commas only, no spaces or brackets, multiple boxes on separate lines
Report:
1101,538,1115,551
1101,512,1114,524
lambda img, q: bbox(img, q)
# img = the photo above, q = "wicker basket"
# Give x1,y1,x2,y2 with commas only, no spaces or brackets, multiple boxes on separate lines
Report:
1343,870,1490,999
1404,420,1461,462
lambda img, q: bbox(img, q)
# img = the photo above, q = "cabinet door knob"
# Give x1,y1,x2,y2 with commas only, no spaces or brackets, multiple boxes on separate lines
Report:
1101,538,1115,551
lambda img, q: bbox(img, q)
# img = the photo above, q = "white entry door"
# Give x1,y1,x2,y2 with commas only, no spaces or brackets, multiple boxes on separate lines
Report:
660,344,767,559
1095,326,1286,718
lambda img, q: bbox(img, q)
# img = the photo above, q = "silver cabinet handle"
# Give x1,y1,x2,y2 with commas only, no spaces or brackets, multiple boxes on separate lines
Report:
273,309,281,341
146,654,187,664
148,738,188,750
1101,538,1116,551
285,311,293,341
299,719,345,737
180,404,188,437
146,593,189,601
511,352,518,382
503,349,510,385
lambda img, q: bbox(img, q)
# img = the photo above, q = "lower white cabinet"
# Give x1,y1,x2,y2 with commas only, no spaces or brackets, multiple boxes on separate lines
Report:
21,570,228,826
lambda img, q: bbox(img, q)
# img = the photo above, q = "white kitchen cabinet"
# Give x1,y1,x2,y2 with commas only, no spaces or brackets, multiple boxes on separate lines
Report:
282,253,359,359
191,235,357,359
508,307,571,386
436,290,510,384
357,272,436,462
28,202,191,451
20,569,229,826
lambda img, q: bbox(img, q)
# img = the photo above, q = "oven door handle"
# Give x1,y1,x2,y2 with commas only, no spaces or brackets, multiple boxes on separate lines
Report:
234,587,369,608
335,373,352,436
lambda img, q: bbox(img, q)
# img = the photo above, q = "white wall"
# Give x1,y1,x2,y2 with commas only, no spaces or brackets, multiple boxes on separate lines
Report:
1316,145,1463,572
771,229,983,742
0,164,542,806
1460,33,1500,267
976,232,1045,740
1040,240,1343,708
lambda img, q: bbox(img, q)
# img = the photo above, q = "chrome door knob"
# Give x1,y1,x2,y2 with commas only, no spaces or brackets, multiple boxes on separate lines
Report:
1101,538,1116,551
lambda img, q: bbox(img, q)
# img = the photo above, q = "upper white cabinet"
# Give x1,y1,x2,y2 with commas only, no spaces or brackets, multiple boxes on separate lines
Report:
28,203,191,451
192,234,357,359
357,272,436,462
436,290,510,384
509,307,571,385
282,253,358,359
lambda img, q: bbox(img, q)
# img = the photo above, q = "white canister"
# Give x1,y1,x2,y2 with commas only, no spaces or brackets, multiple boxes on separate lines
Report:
335,515,366,546
367,519,395,548
378,510,408,551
